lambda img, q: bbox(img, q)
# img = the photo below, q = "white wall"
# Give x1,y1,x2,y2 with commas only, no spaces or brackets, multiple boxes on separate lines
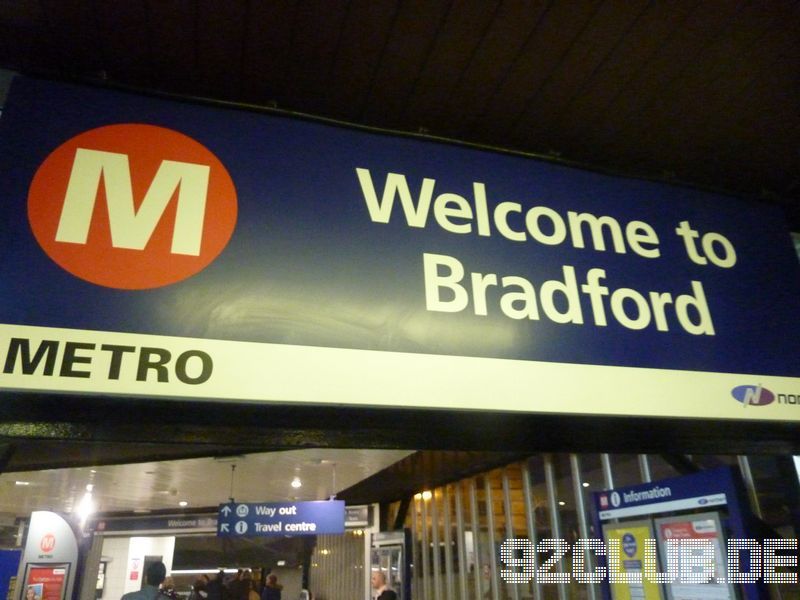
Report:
100,537,129,600
100,536,176,599
125,537,176,595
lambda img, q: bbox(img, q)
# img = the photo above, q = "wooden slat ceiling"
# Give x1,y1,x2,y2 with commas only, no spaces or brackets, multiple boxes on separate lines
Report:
0,1,798,228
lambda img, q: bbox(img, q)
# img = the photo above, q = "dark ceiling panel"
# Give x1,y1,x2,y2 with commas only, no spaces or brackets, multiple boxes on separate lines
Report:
195,0,248,98
240,1,297,105
511,0,652,150
671,21,800,199
644,8,790,170
321,0,399,121
613,4,795,186
10,1,57,73
38,0,103,77
92,0,151,86
470,0,604,143
399,0,502,134
359,1,451,128
442,0,550,138
551,2,697,159
1,438,276,472
591,2,747,166
0,23,16,72
146,0,199,95
0,1,43,72
337,450,528,504
279,1,351,115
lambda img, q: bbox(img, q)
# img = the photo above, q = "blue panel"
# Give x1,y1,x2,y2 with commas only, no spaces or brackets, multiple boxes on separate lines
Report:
217,501,345,537
1,77,799,376
593,467,739,515
0,550,21,600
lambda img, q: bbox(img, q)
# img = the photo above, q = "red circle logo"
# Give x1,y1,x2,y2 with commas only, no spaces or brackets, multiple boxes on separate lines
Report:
40,534,55,553
28,124,238,289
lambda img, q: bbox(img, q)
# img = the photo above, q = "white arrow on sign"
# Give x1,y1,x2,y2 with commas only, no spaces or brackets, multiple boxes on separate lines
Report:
219,523,230,533
220,506,232,516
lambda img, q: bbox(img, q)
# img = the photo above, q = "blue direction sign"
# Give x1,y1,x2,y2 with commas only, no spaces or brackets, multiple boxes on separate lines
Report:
217,500,345,537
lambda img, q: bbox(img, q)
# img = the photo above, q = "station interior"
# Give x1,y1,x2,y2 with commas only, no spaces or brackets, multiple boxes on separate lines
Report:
1,3,800,600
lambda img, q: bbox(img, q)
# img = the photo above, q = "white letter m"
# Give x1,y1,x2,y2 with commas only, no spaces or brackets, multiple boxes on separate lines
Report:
55,148,210,255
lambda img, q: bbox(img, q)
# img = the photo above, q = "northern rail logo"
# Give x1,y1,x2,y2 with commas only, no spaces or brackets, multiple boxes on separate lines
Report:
27,124,238,289
730,384,775,407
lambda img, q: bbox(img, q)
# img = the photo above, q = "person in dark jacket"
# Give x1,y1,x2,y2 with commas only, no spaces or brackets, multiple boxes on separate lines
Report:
260,574,282,600
206,570,224,600
370,571,397,600
121,562,166,600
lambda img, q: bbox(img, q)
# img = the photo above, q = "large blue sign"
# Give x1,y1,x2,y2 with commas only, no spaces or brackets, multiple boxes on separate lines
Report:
216,501,345,537
0,76,798,419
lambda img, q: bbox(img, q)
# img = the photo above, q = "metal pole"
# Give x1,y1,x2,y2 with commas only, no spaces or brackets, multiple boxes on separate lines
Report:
502,468,521,600
443,486,455,600
431,488,443,600
738,456,783,600
521,462,543,600
571,454,598,600
468,479,482,600
638,454,652,483
78,532,104,600
544,455,568,600
601,454,615,490
454,482,469,600
411,495,421,600
737,456,763,517
421,492,432,600
484,476,500,600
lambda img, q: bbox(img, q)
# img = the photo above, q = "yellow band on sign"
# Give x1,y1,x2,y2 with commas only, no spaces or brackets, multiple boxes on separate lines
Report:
1,323,799,421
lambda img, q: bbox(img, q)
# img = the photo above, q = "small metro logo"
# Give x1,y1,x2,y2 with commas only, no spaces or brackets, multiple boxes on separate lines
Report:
27,124,238,289
40,533,55,553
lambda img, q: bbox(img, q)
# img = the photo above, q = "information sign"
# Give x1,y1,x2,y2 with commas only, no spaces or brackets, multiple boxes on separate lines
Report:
216,500,345,537
592,468,758,600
